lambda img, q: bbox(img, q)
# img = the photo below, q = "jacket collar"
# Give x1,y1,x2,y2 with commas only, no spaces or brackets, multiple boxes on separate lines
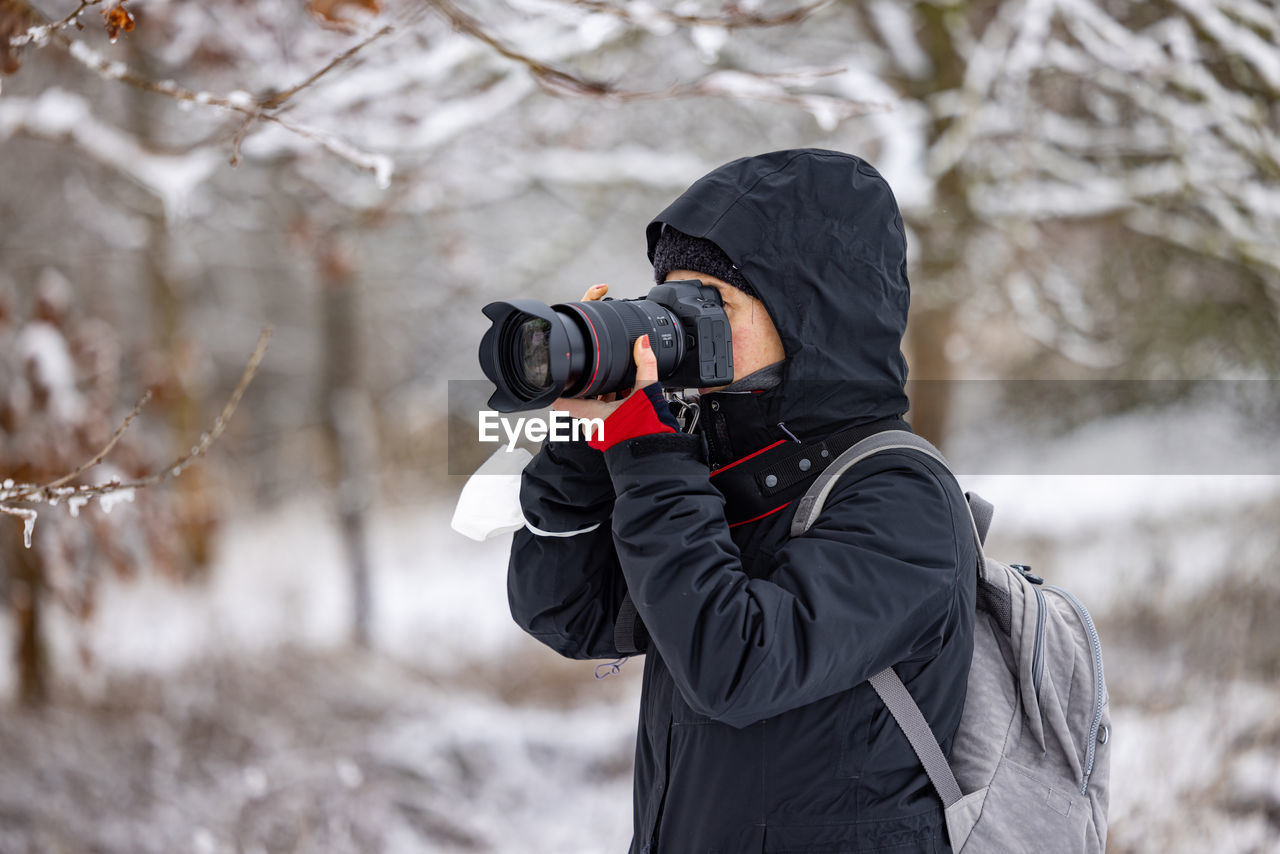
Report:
699,386,794,471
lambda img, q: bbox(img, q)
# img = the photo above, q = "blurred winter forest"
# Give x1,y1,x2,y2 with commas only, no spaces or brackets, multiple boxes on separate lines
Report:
1,0,1279,851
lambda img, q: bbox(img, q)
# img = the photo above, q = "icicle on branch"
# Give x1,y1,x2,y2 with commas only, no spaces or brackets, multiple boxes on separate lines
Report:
0,327,273,547
0,506,37,549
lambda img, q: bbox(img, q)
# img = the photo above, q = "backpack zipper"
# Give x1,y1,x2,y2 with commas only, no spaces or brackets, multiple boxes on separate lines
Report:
1013,564,1046,697
1032,586,1046,696
1044,585,1106,794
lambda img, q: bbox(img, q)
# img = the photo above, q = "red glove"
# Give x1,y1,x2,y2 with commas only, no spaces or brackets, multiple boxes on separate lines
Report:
587,382,680,452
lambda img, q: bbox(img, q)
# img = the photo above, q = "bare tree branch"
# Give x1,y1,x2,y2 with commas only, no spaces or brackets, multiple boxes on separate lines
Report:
261,24,396,110
55,36,396,182
10,0,874,186
7,0,101,48
1,328,273,545
17,390,152,499
428,0,612,95
547,0,833,30
425,0,884,121
5,0,398,181
121,326,272,491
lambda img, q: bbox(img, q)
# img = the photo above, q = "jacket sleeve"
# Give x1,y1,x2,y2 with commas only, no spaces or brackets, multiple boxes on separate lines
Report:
602,432,966,729
506,436,629,660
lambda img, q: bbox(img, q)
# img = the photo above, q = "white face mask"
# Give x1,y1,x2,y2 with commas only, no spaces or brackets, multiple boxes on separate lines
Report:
450,446,534,541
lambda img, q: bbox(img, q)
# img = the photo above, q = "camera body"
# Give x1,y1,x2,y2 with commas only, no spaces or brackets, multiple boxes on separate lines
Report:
642,281,733,390
479,280,733,413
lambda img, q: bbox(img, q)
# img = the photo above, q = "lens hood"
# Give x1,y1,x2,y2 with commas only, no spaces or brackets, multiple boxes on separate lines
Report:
479,300,583,412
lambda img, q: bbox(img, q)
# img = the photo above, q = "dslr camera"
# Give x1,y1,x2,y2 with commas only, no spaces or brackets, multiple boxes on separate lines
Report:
478,280,733,412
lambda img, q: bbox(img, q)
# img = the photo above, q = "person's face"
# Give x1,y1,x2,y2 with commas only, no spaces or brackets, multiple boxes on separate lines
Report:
664,269,786,393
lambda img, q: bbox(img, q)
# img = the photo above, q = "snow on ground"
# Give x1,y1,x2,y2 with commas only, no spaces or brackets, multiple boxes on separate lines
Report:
0,651,640,853
1,407,1278,852
8,496,540,687
1107,683,1280,854
1,496,643,852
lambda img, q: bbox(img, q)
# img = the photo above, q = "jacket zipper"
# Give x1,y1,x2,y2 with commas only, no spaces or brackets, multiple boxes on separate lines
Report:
1044,585,1106,794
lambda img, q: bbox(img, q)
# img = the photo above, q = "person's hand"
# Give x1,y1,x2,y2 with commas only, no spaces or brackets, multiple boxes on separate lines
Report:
553,284,677,451
553,284,655,420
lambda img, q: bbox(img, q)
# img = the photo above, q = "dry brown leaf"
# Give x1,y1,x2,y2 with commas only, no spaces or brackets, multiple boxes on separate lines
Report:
102,1,134,44
308,0,382,30
0,0,38,75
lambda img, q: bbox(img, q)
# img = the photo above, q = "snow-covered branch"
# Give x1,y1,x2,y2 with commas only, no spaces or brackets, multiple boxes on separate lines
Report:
56,26,398,185
428,0,610,95
5,0,889,197
261,23,396,110
423,0,883,129
6,0,102,49
0,88,221,216
0,328,273,547
541,0,833,30
5,0,399,184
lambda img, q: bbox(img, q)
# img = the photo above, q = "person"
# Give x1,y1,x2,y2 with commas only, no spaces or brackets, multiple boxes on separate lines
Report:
506,149,976,853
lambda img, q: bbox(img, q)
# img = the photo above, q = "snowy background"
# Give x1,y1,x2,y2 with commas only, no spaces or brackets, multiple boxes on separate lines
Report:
3,458,1280,852
3,0,1280,852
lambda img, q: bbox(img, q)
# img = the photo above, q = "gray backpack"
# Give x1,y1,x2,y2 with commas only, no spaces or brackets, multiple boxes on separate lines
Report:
792,430,1110,853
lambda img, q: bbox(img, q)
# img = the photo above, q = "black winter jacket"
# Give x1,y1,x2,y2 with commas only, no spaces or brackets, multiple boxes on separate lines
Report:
508,150,976,853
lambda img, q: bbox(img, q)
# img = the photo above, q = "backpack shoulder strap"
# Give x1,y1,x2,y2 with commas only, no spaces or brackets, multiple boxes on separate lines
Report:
790,429,993,553
966,490,994,546
869,668,964,807
790,430,939,536
790,428,987,812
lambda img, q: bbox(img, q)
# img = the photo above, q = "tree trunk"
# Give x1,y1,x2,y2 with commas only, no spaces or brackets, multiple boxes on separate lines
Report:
895,3,972,453
129,43,216,576
904,174,969,453
317,235,375,648
904,303,955,448
9,543,47,705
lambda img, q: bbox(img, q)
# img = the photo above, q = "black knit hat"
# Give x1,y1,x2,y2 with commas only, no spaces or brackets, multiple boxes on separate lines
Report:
651,226,758,299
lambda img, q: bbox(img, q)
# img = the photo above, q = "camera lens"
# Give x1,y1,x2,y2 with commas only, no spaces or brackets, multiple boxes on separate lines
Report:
479,283,727,413
497,314,558,401
515,317,552,390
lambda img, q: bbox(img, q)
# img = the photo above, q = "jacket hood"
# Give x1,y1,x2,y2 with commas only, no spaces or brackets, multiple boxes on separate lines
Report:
647,149,911,440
